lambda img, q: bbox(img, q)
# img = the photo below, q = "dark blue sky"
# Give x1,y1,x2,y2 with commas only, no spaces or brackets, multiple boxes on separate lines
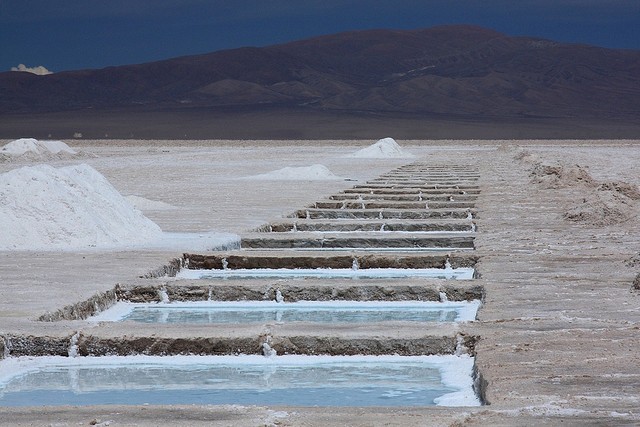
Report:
2,0,639,73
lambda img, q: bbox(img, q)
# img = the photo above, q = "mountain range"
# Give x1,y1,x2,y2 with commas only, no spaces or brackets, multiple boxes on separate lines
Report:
2,25,639,139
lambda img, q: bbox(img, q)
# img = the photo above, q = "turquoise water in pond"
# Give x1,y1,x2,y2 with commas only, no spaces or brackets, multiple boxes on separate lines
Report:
115,301,478,324
0,355,480,407
176,267,476,280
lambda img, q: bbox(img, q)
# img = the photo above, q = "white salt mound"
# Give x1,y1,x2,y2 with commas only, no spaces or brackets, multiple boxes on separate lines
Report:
0,164,163,250
245,164,343,180
348,137,414,158
1,138,77,157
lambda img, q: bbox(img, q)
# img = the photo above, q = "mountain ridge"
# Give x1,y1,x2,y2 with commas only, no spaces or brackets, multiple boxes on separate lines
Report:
2,25,640,139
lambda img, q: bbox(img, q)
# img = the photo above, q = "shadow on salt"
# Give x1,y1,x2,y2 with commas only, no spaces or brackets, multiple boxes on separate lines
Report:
0,355,481,407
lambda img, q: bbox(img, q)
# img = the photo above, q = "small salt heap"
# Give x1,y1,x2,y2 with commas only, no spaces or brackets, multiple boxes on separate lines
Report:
347,137,415,158
243,164,343,180
0,138,77,157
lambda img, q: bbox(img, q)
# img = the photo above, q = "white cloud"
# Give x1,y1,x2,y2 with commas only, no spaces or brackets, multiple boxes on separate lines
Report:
11,64,53,75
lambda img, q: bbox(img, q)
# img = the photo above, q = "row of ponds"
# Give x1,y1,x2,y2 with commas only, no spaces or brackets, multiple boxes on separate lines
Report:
0,163,484,407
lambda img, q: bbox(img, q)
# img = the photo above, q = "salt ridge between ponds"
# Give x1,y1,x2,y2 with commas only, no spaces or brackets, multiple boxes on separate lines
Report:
0,163,162,250
347,137,415,158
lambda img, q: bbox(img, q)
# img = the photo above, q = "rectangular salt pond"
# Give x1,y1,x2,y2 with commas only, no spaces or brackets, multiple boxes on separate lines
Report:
176,267,475,280
90,300,481,324
0,355,480,407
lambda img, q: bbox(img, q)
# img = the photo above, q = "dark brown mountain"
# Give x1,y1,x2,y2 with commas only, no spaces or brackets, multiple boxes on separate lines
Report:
2,25,640,139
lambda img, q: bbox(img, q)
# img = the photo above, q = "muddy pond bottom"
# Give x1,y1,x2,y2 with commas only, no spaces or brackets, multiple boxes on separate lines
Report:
91,301,481,324
0,355,480,407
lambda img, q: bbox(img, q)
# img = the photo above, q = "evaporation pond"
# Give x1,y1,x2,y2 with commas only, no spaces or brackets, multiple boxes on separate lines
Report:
91,300,481,324
0,355,480,407
177,267,475,280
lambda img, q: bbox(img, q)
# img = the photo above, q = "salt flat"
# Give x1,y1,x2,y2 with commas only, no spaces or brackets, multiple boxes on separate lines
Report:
1,139,639,425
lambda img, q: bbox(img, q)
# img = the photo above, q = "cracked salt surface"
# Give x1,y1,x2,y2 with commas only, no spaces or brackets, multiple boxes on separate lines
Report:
0,355,480,407
89,300,481,324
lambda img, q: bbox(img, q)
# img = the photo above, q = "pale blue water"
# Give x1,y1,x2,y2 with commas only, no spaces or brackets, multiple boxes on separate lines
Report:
177,267,476,280
121,304,468,324
0,359,460,407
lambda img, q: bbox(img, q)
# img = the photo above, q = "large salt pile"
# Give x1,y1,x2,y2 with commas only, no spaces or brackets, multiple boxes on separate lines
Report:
243,164,343,180
0,138,78,161
347,137,415,158
0,164,163,250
